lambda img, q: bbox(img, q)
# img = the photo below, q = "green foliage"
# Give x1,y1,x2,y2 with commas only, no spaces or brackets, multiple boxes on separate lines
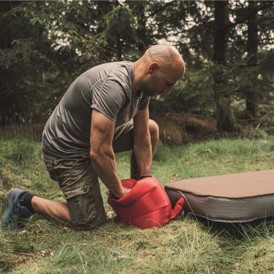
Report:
103,6,137,41
96,5,139,60
0,1,273,128
165,63,215,115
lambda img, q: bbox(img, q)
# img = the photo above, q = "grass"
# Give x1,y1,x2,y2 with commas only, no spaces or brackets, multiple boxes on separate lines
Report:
1,136,274,273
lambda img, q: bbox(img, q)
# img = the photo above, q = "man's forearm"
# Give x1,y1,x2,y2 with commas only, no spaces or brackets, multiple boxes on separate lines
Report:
90,151,123,198
133,138,152,177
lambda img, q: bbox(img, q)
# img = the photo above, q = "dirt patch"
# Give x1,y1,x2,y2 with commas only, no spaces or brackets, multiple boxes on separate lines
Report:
151,112,217,145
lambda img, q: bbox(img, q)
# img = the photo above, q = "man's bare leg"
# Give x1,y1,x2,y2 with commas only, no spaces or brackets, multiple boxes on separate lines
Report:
31,196,71,225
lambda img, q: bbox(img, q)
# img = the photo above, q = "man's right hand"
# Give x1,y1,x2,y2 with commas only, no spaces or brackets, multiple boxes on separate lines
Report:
110,186,131,200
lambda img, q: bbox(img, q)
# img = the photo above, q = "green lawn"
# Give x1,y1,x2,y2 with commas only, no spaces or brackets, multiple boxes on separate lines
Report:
1,136,274,273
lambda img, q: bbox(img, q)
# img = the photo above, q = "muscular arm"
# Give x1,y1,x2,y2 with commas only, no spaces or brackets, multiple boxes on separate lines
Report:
89,110,124,198
133,108,152,177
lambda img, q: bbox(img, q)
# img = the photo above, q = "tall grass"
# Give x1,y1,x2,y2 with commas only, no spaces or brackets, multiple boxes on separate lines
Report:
0,123,44,141
1,136,274,273
5,139,40,166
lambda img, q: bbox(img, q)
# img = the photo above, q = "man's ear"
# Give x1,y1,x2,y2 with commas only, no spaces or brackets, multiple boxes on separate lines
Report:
147,62,159,75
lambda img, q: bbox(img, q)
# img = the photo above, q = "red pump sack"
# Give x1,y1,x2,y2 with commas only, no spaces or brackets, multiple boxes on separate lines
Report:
108,177,185,229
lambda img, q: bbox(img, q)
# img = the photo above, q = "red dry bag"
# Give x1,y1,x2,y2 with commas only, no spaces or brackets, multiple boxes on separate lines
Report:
108,177,184,229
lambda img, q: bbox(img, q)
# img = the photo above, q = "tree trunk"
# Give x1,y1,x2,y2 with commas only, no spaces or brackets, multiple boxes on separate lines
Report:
246,0,259,119
213,1,236,132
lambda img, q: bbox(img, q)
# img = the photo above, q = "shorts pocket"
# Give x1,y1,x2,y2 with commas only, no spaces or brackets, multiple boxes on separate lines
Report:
63,184,98,229
63,184,90,200
43,155,59,181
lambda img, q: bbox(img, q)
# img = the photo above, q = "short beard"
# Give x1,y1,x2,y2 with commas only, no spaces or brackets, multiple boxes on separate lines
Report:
141,79,156,97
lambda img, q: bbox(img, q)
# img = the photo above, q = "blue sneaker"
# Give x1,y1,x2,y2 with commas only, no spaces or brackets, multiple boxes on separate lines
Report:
2,188,32,230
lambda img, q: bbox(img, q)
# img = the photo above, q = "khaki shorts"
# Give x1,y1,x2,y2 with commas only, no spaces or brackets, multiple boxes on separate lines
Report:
43,121,135,230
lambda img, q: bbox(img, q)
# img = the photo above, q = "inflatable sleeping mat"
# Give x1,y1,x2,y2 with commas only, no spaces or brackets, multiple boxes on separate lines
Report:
165,170,274,223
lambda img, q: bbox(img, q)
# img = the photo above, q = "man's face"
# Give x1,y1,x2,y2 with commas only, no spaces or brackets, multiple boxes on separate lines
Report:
142,66,181,96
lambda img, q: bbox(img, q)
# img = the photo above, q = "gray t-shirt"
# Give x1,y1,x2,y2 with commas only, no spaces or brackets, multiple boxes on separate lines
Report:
42,61,150,158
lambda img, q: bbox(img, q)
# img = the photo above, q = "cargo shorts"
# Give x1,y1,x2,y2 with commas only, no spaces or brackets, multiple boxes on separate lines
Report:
43,120,135,230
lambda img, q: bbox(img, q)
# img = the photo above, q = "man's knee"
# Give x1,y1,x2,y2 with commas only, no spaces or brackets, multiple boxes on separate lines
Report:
63,183,106,230
148,119,159,148
72,212,107,231
56,158,107,230
68,190,107,230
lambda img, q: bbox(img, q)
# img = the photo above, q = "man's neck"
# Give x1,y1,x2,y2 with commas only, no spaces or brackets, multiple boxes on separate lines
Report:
133,60,143,92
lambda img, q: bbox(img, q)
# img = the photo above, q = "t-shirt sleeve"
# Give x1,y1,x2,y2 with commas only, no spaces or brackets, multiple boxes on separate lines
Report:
91,79,127,121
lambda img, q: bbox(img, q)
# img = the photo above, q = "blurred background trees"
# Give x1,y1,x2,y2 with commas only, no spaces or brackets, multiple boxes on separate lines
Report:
0,0,273,133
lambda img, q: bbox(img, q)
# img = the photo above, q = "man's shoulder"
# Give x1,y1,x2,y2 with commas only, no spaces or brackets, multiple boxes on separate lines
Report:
79,61,133,85
103,61,133,81
88,61,133,74
110,62,134,87
101,61,133,69
98,62,134,92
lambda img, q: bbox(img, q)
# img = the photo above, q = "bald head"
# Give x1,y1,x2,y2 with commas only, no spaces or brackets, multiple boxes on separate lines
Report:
133,44,186,95
144,44,185,79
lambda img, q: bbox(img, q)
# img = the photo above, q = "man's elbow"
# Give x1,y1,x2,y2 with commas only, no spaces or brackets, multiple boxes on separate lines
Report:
90,147,114,162
90,148,100,162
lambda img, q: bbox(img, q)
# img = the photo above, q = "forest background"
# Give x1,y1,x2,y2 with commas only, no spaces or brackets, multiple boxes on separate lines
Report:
1,0,274,143
1,2,274,273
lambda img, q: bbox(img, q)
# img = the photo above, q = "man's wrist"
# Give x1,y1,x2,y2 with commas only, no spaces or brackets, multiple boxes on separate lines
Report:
108,191,123,200
108,185,124,200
